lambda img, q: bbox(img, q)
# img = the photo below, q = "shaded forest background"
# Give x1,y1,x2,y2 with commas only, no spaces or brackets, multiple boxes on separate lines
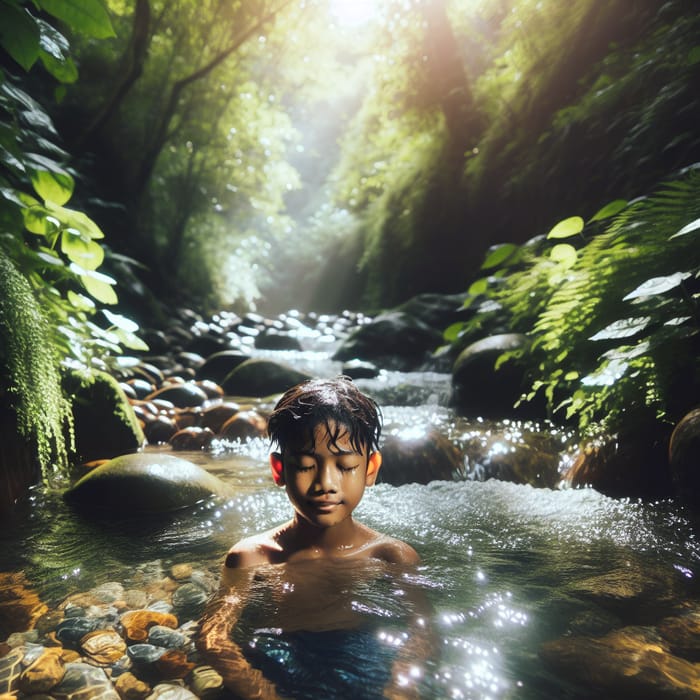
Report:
6,0,699,320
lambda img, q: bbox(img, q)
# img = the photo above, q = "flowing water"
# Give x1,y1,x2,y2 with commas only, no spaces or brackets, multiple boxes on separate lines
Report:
3,340,700,699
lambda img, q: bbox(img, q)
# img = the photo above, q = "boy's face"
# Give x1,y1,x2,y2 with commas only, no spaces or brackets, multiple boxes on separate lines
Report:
271,421,381,530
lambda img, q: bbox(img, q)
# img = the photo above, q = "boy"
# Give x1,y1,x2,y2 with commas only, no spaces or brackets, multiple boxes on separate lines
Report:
197,377,430,699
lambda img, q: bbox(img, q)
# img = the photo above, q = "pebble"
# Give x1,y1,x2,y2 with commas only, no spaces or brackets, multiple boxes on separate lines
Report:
126,644,167,665
171,585,207,619
114,672,150,700
80,629,127,665
146,683,198,700
147,627,187,650
56,618,100,645
120,611,178,644
169,565,192,582
17,647,65,694
52,662,119,700
189,666,223,698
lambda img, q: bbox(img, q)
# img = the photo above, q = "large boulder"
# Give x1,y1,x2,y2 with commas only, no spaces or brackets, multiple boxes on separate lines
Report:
379,428,464,485
668,408,700,507
64,453,230,513
450,333,536,419
394,292,469,330
62,369,145,463
333,311,443,371
196,351,251,384
221,359,311,397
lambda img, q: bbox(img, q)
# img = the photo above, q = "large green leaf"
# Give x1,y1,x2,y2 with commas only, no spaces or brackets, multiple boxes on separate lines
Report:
481,243,519,270
622,272,691,301
589,316,652,341
60,229,104,269
589,199,627,222
70,265,118,304
31,167,74,205
38,19,78,83
39,0,115,39
46,202,105,239
0,3,40,70
547,216,584,239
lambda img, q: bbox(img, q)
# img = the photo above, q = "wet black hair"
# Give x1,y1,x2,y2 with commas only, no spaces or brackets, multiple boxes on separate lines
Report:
267,376,382,454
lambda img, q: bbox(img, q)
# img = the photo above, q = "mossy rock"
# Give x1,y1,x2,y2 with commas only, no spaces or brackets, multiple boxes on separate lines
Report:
62,368,145,463
64,453,230,513
221,359,311,398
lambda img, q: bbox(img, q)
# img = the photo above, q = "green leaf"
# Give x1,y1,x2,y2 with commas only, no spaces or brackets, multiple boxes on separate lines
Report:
481,243,519,270
31,167,74,205
22,204,60,235
39,0,115,39
670,217,700,239
80,274,118,304
0,3,40,71
688,46,700,66
38,19,78,83
623,272,691,301
589,316,652,341
564,371,579,381
67,290,96,311
114,328,149,352
61,229,104,269
547,216,584,239
46,202,104,239
443,322,465,342
102,309,139,333
468,277,489,295
549,243,577,268
589,200,627,222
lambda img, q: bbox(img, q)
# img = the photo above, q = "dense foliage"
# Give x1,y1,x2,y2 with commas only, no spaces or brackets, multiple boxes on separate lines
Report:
444,167,700,436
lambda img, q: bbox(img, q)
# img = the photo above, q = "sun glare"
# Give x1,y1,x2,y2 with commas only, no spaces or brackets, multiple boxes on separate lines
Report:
328,0,380,28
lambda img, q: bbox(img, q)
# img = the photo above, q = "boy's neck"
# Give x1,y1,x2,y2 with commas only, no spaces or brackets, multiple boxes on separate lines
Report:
289,515,362,555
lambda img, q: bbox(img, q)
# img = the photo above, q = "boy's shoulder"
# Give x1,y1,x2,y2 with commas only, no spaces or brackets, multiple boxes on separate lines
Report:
224,527,285,569
366,533,420,566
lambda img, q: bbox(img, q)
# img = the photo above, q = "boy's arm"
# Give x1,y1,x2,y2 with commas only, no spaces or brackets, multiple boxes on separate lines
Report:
197,554,285,700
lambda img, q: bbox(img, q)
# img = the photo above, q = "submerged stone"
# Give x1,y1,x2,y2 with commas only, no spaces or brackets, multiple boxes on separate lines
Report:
52,662,119,700
63,454,230,513
18,647,65,694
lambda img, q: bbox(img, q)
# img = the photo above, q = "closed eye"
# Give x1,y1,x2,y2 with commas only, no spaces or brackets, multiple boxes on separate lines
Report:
338,464,359,472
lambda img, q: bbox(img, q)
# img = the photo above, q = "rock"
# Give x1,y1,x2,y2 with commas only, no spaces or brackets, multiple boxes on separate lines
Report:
219,411,267,442
221,359,311,398
658,610,700,660
168,427,215,451
540,626,700,699
114,672,150,700
147,626,187,650
62,369,145,463
120,610,179,644
379,429,463,485
193,381,223,399
254,329,303,351
18,647,65,694
450,334,536,420
0,572,48,640
146,384,209,409
127,644,167,665
146,682,198,700
189,666,223,698
52,662,119,700
395,292,470,330
144,417,179,446
56,617,100,645
155,650,195,679
64,453,230,513
341,359,379,380
198,401,240,434
333,311,443,371
169,565,192,582
669,408,700,507
125,379,156,400
195,351,251,385
80,629,127,665
0,648,24,694
171,584,208,620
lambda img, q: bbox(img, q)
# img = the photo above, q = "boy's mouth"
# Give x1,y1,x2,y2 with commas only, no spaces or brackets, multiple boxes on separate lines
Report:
309,499,341,511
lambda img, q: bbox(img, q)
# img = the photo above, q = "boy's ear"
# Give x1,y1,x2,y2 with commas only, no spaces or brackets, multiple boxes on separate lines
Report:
270,452,285,486
366,451,382,486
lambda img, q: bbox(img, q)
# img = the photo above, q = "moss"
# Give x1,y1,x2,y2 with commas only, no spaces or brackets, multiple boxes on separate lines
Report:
62,367,144,462
0,253,72,482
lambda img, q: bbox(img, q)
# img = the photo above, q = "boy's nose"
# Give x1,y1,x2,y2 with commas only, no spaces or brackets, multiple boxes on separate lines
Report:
315,463,338,492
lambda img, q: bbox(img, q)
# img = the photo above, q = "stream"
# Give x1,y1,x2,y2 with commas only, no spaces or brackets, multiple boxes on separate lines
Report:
2,314,700,699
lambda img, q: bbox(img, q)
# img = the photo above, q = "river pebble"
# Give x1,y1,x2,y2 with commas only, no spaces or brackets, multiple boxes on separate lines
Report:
147,627,187,650
126,644,166,665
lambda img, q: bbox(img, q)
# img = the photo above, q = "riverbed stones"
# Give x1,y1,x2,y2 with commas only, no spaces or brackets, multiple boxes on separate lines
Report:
145,384,209,410
114,672,150,700
0,573,48,640
195,351,251,385
221,358,311,397
63,454,230,513
120,611,178,644
188,666,223,698
219,410,267,442
127,644,166,665
18,647,65,693
80,630,127,665
0,648,24,693
147,683,198,700
52,662,119,700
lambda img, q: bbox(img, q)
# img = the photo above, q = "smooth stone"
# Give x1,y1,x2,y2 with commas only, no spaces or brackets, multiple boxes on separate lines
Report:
123,590,148,610
126,644,166,665
169,564,192,582
52,662,119,700
146,682,198,700
189,666,223,698
154,650,195,679
168,427,215,451
64,453,230,513
120,611,178,644
221,358,311,398
0,648,24,694
198,401,241,434
80,629,127,665
195,351,251,385
114,672,150,700
55,617,100,645
89,583,125,604
341,359,379,380
171,584,207,619
146,601,173,615
18,647,65,694
147,626,187,650
219,411,267,441
146,384,209,409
